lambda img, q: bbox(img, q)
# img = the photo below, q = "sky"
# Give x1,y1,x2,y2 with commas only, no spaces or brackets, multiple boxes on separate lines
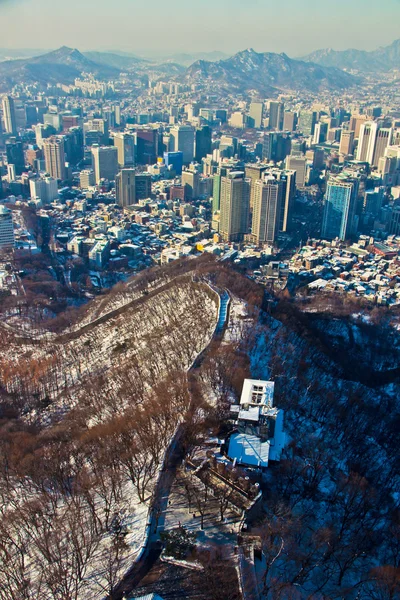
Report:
0,0,399,57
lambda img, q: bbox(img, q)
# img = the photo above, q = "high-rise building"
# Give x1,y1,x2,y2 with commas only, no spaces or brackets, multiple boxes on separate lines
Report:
43,136,66,180
135,173,152,200
0,206,15,249
195,126,212,162
268,101,284,130
164,151,183,175
91,145,118,183
286,154,307,188
116,168,136,207
6,140,25,175
113,132,135,167
219,171,250,242
321,175,359,240
135,128,158,164
299,111,317,136
356,122,378,163
339,130,355,156
372,128,392,167
170,125,195,164
245,164,269,212
263,133,291,162
212,174,221,213
389,204,400,236
182,170,200,200
29,177,58,204
283,111,296,132
79,169,95,189
249,102,264,129
252,177,284,245
2,95,17,134
84,118,109,145
312,122,328,144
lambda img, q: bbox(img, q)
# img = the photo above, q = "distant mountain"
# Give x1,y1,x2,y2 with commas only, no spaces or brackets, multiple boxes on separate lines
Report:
82,51,148,70
302,38,400,72
162,51,229,66
0,46,120,91
0,48,48,62
184,48,358,94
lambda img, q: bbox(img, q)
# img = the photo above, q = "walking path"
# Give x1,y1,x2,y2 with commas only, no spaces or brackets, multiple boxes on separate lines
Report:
110,283,230,600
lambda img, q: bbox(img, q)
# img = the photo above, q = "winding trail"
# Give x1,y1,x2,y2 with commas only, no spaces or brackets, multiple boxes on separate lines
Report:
109,284,230,600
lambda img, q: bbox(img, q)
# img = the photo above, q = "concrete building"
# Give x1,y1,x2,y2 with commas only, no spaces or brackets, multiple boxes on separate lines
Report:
135,173,152,200
227,379,286,469
252,177,284,245
113,132,135,167
286,154,307,188
43,136,66,180
116,168,136,207
91,145,118,183
0,206,15,249
321,175,359,240
339,130,355,156
2,95,17,134
268,101,284,130
169,125,195,164
249,102,263,128
219,171,250,242
79,169,95,189
181,169,200,200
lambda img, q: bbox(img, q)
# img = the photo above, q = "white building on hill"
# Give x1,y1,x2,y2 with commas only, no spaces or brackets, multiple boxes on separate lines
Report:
227,379,286,469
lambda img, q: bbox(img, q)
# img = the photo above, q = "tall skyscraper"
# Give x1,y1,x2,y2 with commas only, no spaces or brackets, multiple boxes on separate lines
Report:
299,111,317,136
286,154,307,188
249,102,264,129
80,169,95,189
245,164,269,213
91,145,118,183
113,133,135,167
2,95,17,134
252,177,284,245
195,126,212,162
263,133,291,162
356,122,378,163
43,136,66,180
283,111,296,132
116,168,136,207
372,128,392,167
135,128,158,164
0,206,15,249
339,130,355,156
182,170,200,200
219,171,250,242
321,175,359,240
6,140,25,175
135,173,152,200
268,101,284,130
170,125,195,164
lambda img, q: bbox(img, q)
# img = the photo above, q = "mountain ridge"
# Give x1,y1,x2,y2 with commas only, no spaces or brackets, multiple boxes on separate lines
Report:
302,38,400,72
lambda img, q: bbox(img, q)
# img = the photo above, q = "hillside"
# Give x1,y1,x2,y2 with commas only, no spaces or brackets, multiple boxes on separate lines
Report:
302,38,400,72
0,46,120,90
184,48,358,94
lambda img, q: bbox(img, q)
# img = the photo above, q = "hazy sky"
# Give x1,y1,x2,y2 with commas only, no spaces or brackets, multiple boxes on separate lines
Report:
0,0,399,56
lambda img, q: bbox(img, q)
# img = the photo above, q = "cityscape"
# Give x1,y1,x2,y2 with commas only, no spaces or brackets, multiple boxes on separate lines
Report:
0,0,399,598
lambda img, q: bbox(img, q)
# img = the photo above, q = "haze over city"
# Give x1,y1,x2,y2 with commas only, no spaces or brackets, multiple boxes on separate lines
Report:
1,0,400,55
0,0,400,598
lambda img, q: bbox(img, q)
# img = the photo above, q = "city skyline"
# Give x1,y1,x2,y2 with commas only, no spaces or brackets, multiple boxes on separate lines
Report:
0,0,400,56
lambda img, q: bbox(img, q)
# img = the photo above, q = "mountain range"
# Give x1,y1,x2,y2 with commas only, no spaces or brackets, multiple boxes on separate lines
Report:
183,48,358,94
302,38,400,72
0,45,359,94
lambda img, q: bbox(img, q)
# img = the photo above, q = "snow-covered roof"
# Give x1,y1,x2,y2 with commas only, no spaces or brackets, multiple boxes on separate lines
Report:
228,432,270,468
238,406,260,422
